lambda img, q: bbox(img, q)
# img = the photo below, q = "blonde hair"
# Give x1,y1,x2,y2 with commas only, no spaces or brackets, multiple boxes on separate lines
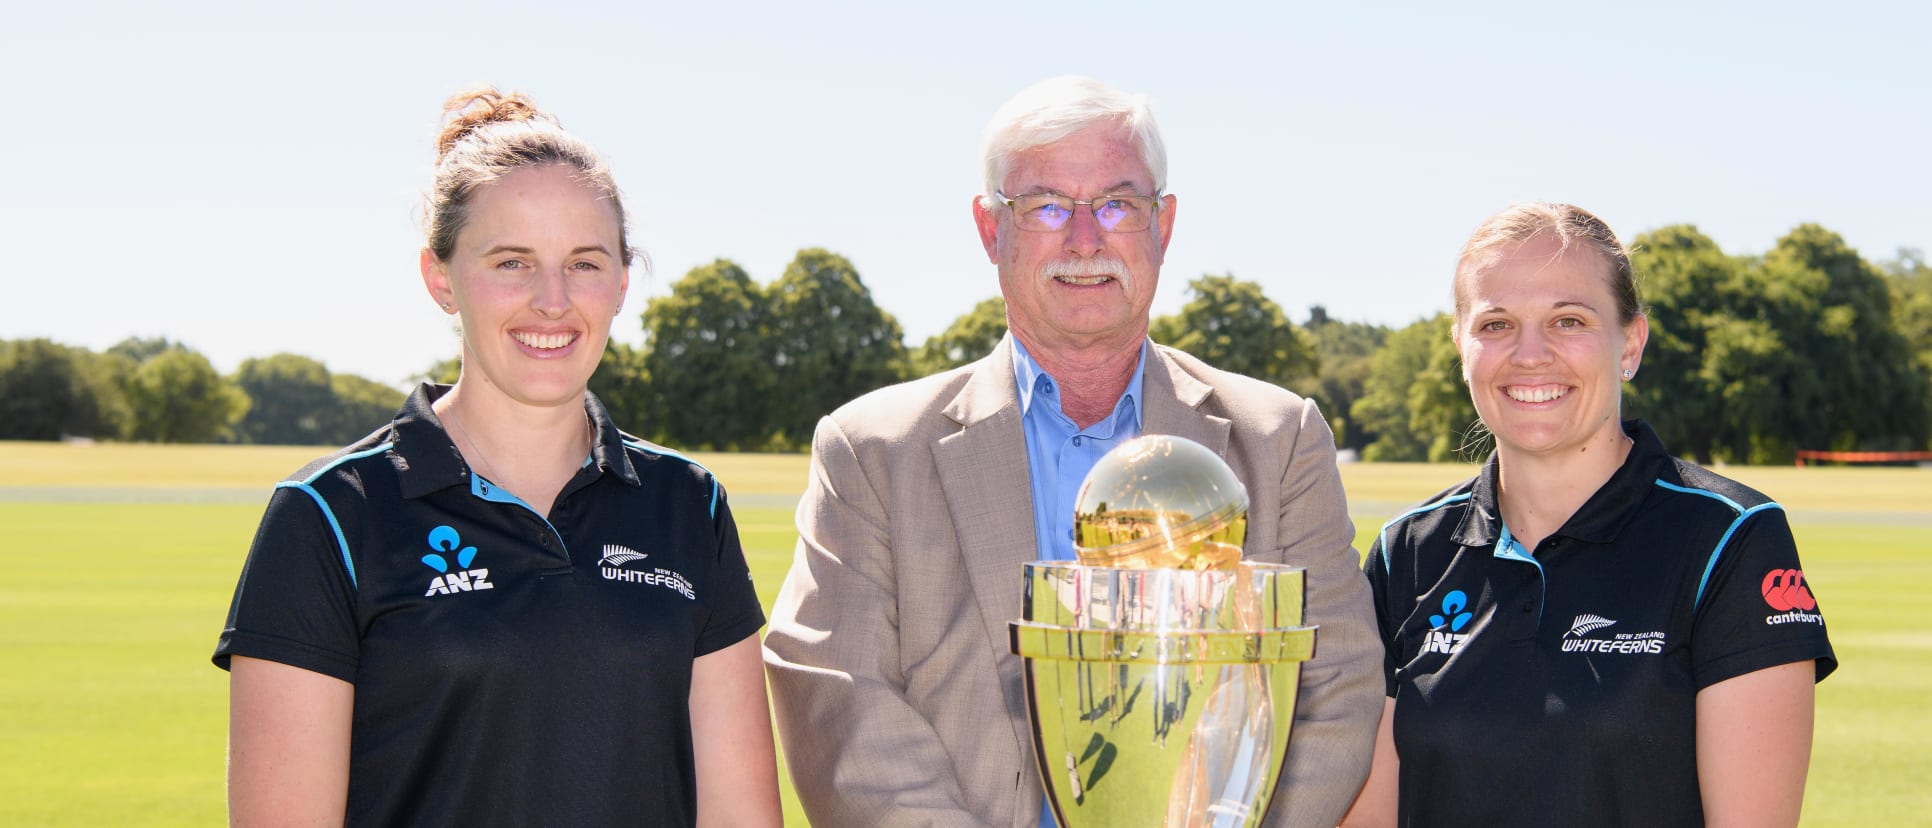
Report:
1452,201,1641,325
424,85,636,266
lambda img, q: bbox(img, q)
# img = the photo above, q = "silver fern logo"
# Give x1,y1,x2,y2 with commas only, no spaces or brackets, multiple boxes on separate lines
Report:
1562,612,1665,655
1566,614,1616,638
599,544,648,568
597,543,696,599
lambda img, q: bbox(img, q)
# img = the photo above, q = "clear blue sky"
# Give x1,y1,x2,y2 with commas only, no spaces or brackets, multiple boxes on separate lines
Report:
7,1,1926,388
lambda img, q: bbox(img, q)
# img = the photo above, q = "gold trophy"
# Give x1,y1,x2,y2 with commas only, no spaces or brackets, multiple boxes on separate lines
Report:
1009,435,1317,827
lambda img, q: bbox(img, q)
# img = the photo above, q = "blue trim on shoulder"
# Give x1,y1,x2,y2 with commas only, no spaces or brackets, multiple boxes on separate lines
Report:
1654,479,1786,609
301,443,396,484
1652,479,1745,512
1377,492,1473,570
277,481,357,589
278,442,395,590
624,438,720,520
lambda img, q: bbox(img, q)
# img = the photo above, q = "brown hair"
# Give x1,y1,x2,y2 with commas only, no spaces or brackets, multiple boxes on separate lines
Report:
425,85,635,265
1452,201,1641,325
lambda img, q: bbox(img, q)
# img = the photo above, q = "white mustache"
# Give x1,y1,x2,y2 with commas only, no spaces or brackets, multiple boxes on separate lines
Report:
1040,256,1130,288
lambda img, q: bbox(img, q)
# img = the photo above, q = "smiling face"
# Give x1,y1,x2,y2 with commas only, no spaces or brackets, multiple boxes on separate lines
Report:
1454,235,1647,461
972,123,1176,357
421,164,629,410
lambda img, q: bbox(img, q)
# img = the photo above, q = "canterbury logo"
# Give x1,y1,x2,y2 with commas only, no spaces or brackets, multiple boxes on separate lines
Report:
599,544,648,568
1566,614,1616,638
1761,569,1817,612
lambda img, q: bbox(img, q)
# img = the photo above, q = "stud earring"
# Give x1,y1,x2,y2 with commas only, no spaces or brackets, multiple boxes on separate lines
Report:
441,302,452,311
1622,369,1634,380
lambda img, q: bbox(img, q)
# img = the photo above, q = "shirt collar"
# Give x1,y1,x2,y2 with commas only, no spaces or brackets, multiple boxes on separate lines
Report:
585,391,642,487
1009,335,1148,431
1452,418,1672,549
391,383,639,500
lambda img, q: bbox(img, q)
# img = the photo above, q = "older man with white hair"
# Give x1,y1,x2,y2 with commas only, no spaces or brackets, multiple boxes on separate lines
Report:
763,75,1381,827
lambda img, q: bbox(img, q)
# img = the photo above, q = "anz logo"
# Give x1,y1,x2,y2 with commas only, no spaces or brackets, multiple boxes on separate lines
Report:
421,525,493,597
1420,590,1474,655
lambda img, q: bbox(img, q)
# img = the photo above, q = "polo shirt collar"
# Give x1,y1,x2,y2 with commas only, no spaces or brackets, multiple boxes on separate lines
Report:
1009,334,1148,430
1451,419,1671,550
390,383,639,500
584,391,642,487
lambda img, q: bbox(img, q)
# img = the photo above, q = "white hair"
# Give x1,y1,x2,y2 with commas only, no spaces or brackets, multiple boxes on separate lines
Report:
977,76,1168,208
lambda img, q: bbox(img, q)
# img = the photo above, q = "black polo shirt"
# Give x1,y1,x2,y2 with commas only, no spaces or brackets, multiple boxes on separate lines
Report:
214,384,764,827
1364,419,1835,828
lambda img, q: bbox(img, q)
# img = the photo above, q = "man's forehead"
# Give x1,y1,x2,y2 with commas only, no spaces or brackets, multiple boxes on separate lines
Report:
1006,180,1145,199
1003,131,1154,192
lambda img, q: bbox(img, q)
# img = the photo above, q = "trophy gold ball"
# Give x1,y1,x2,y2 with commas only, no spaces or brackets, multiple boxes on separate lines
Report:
1073,434,1249,570
1011,435,1318,827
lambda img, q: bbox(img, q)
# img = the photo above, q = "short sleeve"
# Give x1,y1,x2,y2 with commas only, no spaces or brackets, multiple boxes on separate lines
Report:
693,491,765,657
1688,506,1837,689
1363,535,1400,697
212,485,362,682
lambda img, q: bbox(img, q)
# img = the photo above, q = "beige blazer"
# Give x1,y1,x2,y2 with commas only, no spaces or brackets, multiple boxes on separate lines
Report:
764,340,1382,827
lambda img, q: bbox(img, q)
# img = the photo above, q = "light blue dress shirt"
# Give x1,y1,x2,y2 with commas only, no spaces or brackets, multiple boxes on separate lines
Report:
1010,335,1146,827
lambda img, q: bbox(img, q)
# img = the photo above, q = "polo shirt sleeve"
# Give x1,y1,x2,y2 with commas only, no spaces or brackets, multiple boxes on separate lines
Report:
211,486,361,683
693,490,765,657
1362,535,1401,698
1687,506,1837,689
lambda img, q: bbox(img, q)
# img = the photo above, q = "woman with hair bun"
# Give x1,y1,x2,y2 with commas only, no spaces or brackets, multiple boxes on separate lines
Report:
213,86,781,827
1342,202,1835,827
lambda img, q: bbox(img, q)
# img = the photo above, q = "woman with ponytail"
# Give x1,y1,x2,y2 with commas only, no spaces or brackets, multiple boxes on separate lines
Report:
213,86,781,827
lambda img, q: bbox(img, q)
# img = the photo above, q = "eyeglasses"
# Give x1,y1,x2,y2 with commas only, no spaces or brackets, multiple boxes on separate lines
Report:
996,190,1161,233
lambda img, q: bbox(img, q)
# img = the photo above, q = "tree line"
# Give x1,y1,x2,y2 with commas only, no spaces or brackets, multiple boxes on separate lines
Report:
1343,223,1930,464
0,338,407,447
6,227,1929,464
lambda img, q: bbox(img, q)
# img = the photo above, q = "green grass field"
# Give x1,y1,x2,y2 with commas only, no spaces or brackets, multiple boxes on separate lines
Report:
1,444,1925,826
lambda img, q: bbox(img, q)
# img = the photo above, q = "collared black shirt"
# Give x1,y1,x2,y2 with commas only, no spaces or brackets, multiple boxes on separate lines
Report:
215,384,763,826
1364,420,1835,827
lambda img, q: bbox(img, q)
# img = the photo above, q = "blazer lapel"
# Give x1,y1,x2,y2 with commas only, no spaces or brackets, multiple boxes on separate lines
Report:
933,343,1040,777
933,340,1038,684
1143,345,1231,455
936,410,1037,636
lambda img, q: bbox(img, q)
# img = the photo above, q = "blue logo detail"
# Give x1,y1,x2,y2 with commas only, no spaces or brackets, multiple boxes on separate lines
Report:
1430,590,1474,632
421,525,478,573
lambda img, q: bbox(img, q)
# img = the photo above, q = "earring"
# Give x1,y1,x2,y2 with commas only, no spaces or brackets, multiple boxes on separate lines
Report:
441,302,452,311
1622,369,1634,380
